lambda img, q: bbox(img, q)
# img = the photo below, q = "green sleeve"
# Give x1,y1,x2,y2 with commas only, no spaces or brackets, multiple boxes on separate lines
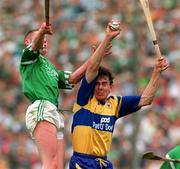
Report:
167,146,180,159
160,146,180,169
58,70,74,89
20,44,40,65
160,162,172,169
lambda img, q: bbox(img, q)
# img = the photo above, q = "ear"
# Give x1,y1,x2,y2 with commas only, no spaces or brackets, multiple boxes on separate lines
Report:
110,84,113,90
24,39,31,46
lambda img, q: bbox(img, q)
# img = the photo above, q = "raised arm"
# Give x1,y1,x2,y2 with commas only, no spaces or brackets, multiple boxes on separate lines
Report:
85,21,121,83
31,22,53,51
138,56,169,107
68,44,112,84
68,21,121,84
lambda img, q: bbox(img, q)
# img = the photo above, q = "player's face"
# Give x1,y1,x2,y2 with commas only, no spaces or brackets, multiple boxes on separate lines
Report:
24,31,48,55
32,31,48,56
94,76,112,102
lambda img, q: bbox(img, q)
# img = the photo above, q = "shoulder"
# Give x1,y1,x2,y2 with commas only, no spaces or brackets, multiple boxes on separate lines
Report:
108,95,122,103
20,44,40,65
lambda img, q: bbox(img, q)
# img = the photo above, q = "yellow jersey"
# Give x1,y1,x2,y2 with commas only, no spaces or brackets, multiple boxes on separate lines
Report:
72,77,141,157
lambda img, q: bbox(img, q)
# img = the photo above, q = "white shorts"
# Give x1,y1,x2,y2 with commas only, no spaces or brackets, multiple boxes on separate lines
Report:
26,100,64,139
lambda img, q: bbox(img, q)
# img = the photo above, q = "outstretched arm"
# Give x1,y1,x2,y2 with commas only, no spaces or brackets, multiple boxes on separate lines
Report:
85,21,121,83
138,56,169,107
68,44,112,84
32,22,53,51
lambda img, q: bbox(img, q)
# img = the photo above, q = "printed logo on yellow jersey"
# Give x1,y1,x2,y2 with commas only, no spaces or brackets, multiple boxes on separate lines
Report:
105,101,111,108
92,116,114,132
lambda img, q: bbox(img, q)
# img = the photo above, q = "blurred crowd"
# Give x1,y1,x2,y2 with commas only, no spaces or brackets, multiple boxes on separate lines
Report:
0,0,179,168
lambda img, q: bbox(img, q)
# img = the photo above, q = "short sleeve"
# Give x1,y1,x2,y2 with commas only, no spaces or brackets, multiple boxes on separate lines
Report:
118,96,141,118
20,44,40,65
77,76,97,106
58,70,74,89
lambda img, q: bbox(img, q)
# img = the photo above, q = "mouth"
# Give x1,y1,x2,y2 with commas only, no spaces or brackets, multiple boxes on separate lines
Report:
97,92,104,97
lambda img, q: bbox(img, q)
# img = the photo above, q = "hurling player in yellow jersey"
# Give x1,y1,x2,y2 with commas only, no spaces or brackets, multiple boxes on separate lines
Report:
70,23,169,168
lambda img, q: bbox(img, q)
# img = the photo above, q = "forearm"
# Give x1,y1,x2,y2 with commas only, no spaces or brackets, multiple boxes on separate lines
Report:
86,36,112,82
70,22,121,84
139,70,161,106
68,61,89,84
70,36,112,84
89,37,111,71
32,31,44,51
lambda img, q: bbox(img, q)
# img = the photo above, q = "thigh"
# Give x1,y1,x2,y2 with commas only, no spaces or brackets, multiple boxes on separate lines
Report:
33,121,58,162
57,139,65,169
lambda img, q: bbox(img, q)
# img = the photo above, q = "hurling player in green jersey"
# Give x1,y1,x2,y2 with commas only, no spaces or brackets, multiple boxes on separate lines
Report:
19,22,112,169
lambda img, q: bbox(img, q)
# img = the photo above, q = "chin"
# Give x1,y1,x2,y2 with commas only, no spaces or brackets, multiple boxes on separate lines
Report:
41,50,47,56
96,96,106,102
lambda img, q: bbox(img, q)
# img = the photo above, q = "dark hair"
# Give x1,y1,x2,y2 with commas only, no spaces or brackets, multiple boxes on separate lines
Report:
24,29,39,46
98,66,114,85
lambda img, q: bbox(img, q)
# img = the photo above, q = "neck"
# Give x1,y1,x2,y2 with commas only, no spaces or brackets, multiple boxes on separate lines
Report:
98,99,106,105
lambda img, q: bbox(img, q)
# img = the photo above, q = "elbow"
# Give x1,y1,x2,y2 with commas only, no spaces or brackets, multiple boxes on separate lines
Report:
68,76,77,84
139,95,154,107
68,74,82,84
145,97,154,106
144,100,153,106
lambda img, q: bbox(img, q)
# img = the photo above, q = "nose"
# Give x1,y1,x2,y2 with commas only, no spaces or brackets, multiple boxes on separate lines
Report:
98,84,103,90
43,40,47,46
43,43,47,48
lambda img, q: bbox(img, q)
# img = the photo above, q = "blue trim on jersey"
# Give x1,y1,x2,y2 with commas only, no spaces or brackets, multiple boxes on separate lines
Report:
118,96,141,118
72,108,117,133
72,108,92,130
77,76,97,106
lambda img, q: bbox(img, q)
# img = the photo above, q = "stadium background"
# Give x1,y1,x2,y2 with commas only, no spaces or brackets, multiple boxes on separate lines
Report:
0,0,179,168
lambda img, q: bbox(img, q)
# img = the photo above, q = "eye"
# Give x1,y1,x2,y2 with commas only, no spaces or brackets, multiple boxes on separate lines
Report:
102,82,108,85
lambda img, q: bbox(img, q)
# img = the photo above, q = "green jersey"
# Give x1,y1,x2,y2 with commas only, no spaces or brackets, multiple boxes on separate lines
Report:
19,44,73,106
